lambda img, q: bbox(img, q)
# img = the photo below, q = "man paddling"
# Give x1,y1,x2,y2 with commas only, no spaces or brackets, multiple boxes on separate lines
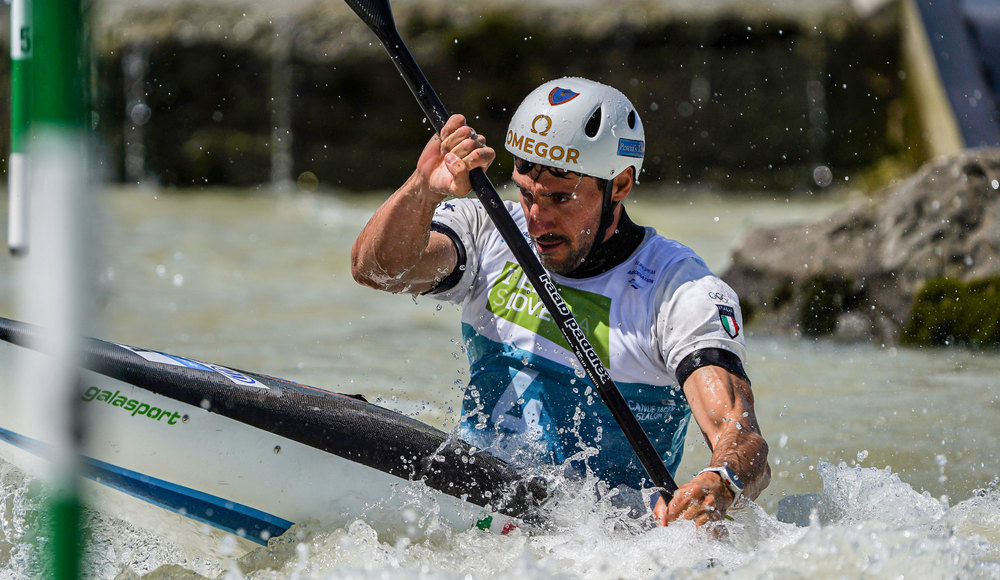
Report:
352,77,769,526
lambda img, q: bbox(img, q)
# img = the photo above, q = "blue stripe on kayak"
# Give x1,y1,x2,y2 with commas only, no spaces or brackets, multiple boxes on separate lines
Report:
0,426,293,545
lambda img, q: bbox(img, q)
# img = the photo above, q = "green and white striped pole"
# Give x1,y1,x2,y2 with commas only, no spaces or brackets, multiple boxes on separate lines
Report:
19,0,91,576
8,0,31,255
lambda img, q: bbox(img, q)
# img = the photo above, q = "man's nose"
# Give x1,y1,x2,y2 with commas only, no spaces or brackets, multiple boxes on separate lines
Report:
526,201,553,234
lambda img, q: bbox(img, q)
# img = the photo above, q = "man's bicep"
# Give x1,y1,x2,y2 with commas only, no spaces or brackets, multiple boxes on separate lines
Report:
407,230,460,295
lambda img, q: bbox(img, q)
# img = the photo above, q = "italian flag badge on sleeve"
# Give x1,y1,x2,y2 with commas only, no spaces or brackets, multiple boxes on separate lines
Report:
717,304,740,338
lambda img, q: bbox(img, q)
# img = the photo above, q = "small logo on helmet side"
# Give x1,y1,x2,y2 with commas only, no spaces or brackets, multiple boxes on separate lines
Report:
530,115,552,136
548,87,580,106
617,138,644,159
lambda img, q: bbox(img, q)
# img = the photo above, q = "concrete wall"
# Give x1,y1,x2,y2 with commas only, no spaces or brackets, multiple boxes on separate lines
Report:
3,0,927,192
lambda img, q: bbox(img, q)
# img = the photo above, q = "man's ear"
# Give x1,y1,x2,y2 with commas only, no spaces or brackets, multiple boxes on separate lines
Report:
611,168,635,202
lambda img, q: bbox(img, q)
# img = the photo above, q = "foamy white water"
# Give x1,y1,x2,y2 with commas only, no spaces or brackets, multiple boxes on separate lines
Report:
1,186,999,578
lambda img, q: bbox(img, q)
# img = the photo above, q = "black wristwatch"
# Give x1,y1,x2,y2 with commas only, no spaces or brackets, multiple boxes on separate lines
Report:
698,465,744,504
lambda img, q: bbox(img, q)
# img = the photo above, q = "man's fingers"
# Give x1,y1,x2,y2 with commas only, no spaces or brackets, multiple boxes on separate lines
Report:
439,114,467,138
438,114,465,139
450,136,481,159
445,139,494,178
442,126,481,151
655,482,729,528
464,145,495,168
421,116,493,198
440,153,470,196
444,152,464,173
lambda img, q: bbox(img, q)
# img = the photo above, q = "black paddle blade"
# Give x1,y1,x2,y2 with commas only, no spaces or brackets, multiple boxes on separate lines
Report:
343,0,397,38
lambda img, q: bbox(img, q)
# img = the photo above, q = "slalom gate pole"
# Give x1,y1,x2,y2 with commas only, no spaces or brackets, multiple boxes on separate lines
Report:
22,0,92,576
8,0,31,255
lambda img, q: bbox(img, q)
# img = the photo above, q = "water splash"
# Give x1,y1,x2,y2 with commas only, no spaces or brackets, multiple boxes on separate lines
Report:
227,471,800,579
0,463,40,577
765,462,1000,579
3,458,1000,579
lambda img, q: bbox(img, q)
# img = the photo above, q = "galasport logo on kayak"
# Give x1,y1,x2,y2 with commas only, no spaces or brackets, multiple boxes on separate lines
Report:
487,261,612,366
81,386,184,425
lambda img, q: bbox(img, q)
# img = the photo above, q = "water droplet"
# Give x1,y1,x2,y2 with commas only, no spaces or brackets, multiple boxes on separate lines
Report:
812,165,833,187
129,103,152,125
218,534,237,556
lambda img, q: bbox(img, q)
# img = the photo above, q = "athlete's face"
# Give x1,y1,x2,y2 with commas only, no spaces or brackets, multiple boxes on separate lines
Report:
512,168,606,275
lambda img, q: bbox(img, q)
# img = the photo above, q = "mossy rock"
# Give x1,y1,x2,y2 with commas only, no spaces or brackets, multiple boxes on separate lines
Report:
902,277,1000,347
797,275,856,337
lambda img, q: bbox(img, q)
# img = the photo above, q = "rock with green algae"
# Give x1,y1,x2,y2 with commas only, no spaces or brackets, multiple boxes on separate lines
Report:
902,276,1000,347
724,147,1000,344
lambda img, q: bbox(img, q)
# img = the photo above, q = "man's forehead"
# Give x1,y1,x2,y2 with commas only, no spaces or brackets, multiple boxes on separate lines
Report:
512,170,599,195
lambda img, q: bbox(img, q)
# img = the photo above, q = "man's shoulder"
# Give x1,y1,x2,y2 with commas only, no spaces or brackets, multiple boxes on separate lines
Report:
434,197,480,215
433,198,522,224
630,233,732,302
635,230,704,270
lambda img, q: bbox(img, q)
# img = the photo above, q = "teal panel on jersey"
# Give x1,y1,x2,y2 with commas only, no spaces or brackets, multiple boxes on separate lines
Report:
459,325,690,489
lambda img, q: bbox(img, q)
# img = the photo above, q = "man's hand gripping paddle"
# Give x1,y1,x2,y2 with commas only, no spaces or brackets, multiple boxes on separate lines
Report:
343,0,679,501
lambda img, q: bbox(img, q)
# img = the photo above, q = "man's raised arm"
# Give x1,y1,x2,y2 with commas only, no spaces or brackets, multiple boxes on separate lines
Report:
351,114,494,294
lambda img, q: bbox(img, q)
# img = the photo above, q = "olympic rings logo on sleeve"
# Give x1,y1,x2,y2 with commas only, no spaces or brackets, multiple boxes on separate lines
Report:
708,291,731,303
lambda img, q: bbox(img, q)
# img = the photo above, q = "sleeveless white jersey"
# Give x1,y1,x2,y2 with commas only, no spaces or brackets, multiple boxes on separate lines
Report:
430,198,747,488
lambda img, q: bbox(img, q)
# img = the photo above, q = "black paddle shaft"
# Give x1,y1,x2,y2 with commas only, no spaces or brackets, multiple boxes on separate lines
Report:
344,0,678,498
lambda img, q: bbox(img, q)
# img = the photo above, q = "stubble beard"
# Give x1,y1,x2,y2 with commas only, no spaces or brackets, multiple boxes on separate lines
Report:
535,224,599,275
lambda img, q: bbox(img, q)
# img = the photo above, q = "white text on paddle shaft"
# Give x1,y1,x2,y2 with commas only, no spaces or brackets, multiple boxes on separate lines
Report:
82,386,183,425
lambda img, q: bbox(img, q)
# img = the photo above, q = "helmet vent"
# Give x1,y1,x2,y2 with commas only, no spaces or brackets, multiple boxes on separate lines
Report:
627,109,637,129
585,106,602,138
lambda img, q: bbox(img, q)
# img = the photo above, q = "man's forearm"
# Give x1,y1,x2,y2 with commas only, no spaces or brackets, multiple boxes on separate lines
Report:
685,366,771,502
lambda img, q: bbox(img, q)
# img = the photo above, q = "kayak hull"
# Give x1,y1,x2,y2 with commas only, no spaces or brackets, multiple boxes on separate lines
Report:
0,317,542,544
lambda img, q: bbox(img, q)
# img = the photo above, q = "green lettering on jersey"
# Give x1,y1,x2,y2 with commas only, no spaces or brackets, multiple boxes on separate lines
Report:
487,262,611,366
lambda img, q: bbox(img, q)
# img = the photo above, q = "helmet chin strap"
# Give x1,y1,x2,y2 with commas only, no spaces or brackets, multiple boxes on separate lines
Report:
572,179,618,273
595,178,619,251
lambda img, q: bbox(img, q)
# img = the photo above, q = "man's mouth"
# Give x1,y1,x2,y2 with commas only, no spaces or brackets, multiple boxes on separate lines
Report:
532,235,568,254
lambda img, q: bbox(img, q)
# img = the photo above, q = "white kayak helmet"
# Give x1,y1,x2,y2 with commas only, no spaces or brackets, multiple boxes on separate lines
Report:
505,77,645,181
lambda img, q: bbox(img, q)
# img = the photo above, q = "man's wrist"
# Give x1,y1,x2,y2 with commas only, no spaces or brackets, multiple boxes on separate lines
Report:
697,466,744,505
403,170,449,207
